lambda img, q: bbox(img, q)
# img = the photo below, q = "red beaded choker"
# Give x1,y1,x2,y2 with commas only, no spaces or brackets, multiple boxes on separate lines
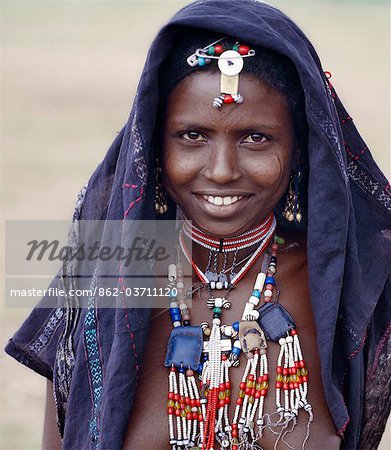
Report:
182,214,274,253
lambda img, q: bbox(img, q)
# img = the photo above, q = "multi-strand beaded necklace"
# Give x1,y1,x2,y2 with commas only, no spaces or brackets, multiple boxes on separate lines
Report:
164,214,313,450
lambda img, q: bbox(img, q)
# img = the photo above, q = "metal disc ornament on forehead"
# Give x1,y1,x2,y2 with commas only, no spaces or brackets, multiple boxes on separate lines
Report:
218,50,244,76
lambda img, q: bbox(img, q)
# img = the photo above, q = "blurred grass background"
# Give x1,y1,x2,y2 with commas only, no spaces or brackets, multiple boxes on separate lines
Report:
1,0,390,448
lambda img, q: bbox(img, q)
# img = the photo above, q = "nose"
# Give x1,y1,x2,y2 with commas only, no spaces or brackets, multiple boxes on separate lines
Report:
203,140,242,184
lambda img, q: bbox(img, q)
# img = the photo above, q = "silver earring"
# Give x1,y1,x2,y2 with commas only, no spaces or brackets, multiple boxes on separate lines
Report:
283,171,302,223
155,159,168,215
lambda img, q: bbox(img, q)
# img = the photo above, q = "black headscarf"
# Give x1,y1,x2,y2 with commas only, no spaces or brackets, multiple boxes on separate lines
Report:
5,1,391,448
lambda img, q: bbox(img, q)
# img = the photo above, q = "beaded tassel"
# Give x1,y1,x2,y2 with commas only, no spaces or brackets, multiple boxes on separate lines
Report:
232,348,269,449
228,255,270,448
276,334,300,422
256,351,269,436
167,367,182,449
202,318,222,450
215,355,232,448
292,329,313,440
186,369,203,446
240,352,259,444
232,355,252,450
179,368,190,447
263,238,313,443
273,329,313,447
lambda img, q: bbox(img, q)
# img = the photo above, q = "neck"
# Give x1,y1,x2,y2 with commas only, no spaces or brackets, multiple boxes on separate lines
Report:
180,214,276,286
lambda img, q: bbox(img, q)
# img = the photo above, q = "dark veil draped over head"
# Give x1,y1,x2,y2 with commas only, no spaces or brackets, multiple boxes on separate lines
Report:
5,1,391,449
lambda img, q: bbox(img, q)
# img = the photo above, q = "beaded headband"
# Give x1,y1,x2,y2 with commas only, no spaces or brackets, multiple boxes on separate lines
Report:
186,37,256,108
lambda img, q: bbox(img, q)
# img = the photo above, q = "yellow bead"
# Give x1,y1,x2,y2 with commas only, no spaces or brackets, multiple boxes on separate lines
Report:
167,400,175,408
239,390,245,398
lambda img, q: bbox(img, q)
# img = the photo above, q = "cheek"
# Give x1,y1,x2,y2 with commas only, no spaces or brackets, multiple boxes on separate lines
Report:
250,152,288,187
162,147,198,194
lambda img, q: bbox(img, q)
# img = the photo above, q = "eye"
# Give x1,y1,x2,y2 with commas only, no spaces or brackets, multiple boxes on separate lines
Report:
180,131,205,142
242,133,269,144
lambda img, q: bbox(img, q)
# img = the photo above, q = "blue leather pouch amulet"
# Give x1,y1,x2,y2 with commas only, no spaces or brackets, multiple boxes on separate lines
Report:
257,302,296,342
164,326,203,370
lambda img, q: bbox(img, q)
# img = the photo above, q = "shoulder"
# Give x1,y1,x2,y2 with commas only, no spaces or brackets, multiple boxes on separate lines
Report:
277,228,308,274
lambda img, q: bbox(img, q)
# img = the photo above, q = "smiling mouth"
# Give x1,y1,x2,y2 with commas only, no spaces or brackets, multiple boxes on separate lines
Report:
192,193,255,223
201,194,244,206
193,193,253,215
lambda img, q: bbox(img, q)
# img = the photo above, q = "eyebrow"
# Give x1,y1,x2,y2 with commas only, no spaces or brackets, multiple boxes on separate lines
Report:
166,122,213,132
167,120,278,132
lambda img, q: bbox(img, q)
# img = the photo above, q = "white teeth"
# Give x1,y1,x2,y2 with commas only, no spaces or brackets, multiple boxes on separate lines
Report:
202,195,243,206
214,196,223,205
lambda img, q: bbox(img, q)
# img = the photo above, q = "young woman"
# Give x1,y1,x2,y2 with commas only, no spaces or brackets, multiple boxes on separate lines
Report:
6,1,390,449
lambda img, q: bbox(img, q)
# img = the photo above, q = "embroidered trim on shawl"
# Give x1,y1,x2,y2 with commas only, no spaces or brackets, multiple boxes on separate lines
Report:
73,182,88,220
131,114,143,156
84,271,104,449
53,184,88,434
130,115,148,188
347,160,391,213
307,93,348,183
28,308,64,354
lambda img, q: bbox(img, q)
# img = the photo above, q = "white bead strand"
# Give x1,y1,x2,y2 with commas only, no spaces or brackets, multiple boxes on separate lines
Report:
179,371,189,446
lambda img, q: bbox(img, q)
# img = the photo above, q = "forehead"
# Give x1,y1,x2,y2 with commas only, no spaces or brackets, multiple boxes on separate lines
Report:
164,71,293,131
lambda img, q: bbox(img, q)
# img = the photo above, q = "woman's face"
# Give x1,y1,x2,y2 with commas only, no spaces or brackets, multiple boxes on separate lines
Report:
162,71,295,237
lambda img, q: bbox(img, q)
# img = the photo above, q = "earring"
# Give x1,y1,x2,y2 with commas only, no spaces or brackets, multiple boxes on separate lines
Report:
155,159,168,215
283,171,302,223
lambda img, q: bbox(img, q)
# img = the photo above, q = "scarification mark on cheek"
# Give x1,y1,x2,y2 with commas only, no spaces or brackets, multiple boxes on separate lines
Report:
252,153,285,186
